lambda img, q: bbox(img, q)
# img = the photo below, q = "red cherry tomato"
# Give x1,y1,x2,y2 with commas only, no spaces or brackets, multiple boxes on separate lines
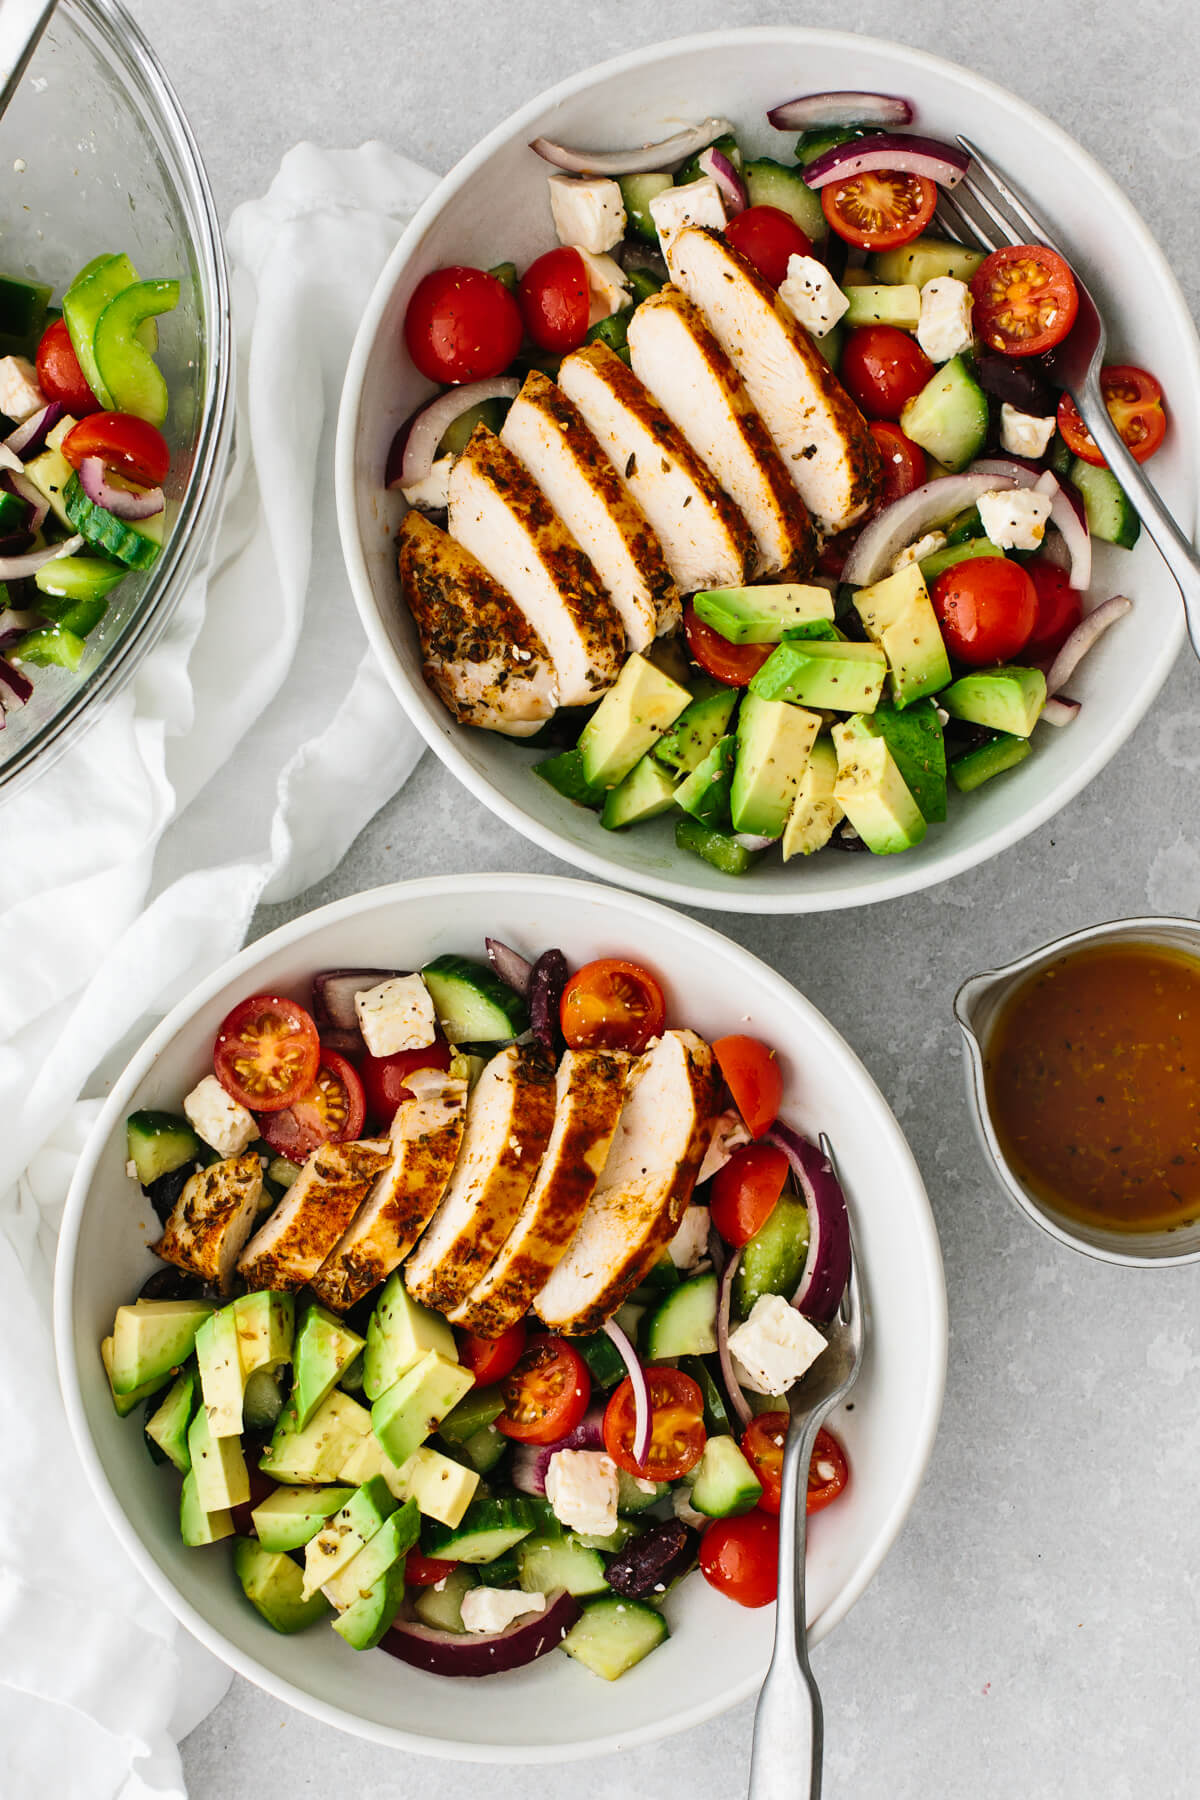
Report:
229,1467,277,1535
213,995,321,1114
560,957,666,1055
683,602,771,686
840,325,934,422
258,1051,366,1160
970,244,1078,358
61,411,170,486
517,247,591,355
710,1143,789,1248
868,420,927,508
360,1040,453,1130
496,1336,591,1445
35,317,99,415
712,1034,783,1138
739,1418,849,1517
403,1551,459,1587
699,1510,779,1607
724,205,812,288
1024,557,1084,662
459,1319,527,1385
807,1426,850,1513
930,557,1038,666
821,171,937,252
603,1367,707,1481
1056,365,1166,468
404,265,524,384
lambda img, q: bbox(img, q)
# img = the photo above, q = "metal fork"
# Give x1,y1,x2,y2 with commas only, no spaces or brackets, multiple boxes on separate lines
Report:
746,1134,866,1800
937,138,1200,661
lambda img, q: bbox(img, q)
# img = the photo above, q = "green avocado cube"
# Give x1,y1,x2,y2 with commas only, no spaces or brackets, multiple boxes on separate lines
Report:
371,1348,474,1469
390,1445,479,1529
577,652,691,789
251,1484,356,1554
600,753,679,830
949,731,1033,792
674,733,736,827
100,1336,167,1417
323,1498,420,1614
301,1474,396,1599
233,1290,295,1377
364,1273,457,1402
940,666,1047,738
259,1388,373,1483
750,638,887,712
194,1306,245,1438
145,1367,199,1473
781,736,843,860
651,679,738,777
234,1538,331,1634
180,1467,233,1547
108,1298,214,1396
731,693,821,840
188,1404,250,1512
851,562,952,707
292,1303,365,1429
691,582,834,644
840,698,947,824
331,1558,408,1651
831,719,927,854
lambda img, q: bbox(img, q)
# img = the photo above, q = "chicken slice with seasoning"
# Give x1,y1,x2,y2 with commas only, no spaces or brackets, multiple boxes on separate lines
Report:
237,1139,392,1292
153,1152,264,1294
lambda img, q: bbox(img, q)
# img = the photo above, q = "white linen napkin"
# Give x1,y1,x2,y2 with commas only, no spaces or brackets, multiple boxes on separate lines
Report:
0,141,437,1800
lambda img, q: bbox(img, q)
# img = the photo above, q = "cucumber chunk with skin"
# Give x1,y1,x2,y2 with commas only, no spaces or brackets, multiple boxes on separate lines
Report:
34,554,126,603
742,156,826,242
519,1534,610,1598
425,1496,541,1563
420,953,528,1041
64,470,164,569
126,1110,202,1186
412,1563,478,1632
900,355,989,472
63,252,140,408
675,815,764,877
92,277,179,426
618,172,673,244
950,731,1033,792
733,1194,810,1319
643,1272,719,1358
690,1434,763,1517
1069,456,1141,548
561,1595,668,1680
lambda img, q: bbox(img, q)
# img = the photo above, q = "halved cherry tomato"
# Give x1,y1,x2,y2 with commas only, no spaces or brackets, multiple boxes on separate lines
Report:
603,1367,707,1481
1056,365,1166,468
258,1051,365,1159
404,265,524,384
699,1510,779,1607
360,1040,453,1130
560,957,666,1055
740,1417,850,1517
821,170,936,251
710,1143,789,1248
683,602,771,686
35,317,99,415
459,1319,527,1384
496,1336,590,1445
404,1552,459,1588
724,204,812,287
518,247,591,355
62,411,170,486
840,325,934,422
712,1034,783,1138
807,1426,850,1513
868,420,927,508
930,556,1037,666
1024,557,1083,662
970,245,1078,358
213,995,321,1114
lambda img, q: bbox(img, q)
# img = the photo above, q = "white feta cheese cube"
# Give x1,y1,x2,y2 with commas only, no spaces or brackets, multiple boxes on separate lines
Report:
401,454,454,512
548,175,626,255
697,1108,752,1185
977,486,1051,552
0,355,45,424
667,1205,711,1273
354,973,438,1057
778,254,849,339
728,1292,827,1396
892,530,946,574
459,1586,546,1634
999,403,1057,460
648,176,726,251
576,248,631,326
672,1485,707,1529
545,1449,620,1537
183,1075,258,1160
916,277,974,364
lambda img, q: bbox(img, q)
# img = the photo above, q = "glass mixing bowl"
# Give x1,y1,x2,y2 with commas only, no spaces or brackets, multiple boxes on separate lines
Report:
0,0,233,798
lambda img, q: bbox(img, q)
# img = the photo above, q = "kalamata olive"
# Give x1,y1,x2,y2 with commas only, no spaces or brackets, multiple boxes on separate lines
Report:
830,826,868,852
606,1518,698,1599
529,950,568,1057
144,1162,198,1226
229,1468,277,1538
972,345,1055,419
138,1265,204,1302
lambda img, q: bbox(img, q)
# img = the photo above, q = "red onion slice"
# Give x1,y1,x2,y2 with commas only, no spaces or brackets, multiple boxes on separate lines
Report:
602,1317,651,1465
383,1588,581,1676
969,455,1044,489
311,968,405,1030
1040,695,1081,727
0,533,83,581
0,655,32,707
1036,469,1091,592
733,832,776,852
530,117,736,177
767,90,915,131
393,377,520,490
802,132,970,191
715,1250,752,1429
4,400,66,460
77,457,164,521
765,1121,851,1324
1045,595,1131,697
2,468,48,534
485,937,533,996
697,146,746,215
841,472,1016,586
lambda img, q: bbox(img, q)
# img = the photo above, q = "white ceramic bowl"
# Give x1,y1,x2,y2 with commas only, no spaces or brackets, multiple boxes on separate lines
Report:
55,874,945,1761
337,27,1198,915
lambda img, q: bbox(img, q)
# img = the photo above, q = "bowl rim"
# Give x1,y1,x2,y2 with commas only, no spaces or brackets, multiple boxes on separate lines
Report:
335,23,1196,917
53,870,947,1762
0,0,236,801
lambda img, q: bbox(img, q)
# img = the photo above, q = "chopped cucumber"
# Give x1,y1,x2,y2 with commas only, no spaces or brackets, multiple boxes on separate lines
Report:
452,1419,509,1475
36,591,108,638
677,1355,732,1435
576,1331,628,1390
439,397,509,457
420,953,528,1041
690,1434,764,1517
616,1469,668,1515
950,731,1034,792
732,1194,810,1319
92,278,179,426
10,625,85,669
899,355,989,472
626,267,665,305
675,815,764,877
412,1563,478,1632
742,156,826,242
126,1110,202,1186
64,471,165,569
618,172,673,244
34,553,125,603
643,1272,718,1358
919,539,1004,583
424,1496,541,1563
843,283,921,330
62,252,141,408
437,1384,506,1445
870,235,986,287
561,1595,668,1680
518,1533,609,1598
1069,456,1140,549
794,126,868,166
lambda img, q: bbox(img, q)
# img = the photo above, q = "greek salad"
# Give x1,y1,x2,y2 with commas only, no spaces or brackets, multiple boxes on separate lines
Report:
388,90,1154,877
102,940,851,1680
0,251,178,719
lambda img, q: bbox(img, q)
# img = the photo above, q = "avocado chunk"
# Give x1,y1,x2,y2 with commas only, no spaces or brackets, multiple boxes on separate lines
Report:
371,1347,474,1469
600,753,679,830
950,730,1033,792
180,1467,233,1547
731,693,821,839
188,1404,250,1511
145,1367,199,1472
842,282,921,330
534,747,604,809
251,1484,356,1553
301,1473,396,1599
109,1298,214,1397
125,1110,203,1186
323,1497,420,1616
674,733,736,827
675,815,764,877
100,1336,167,1417
842,698,947,823
691,583,835,644
919,538,1004,584
751,638,887,712
577,652,691,789
391,1444,479,1529
234,1538,331,1634
259,1388,373,1483
233,1290,295,1377
781,736,843,859
293,1303,366,1429
194,1305,245,1438
331,1558,407,1652
851,562,952,708
940,665,1046,737
832,719,927,854
364,1272,458,1402
899,354,989,473
690,1434,764,1517
651,678,739,776
870,235,985,286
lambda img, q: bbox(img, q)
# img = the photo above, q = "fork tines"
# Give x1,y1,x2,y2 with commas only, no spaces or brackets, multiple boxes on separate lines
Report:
944,136,1066,260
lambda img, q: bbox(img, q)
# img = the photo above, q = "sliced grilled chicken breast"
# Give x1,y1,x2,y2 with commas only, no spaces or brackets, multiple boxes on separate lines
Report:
627,285,817,578
556,341,756,594
449,1048,632,1338
665,227,881,535
154,1152,263,1294
404,1044,557,1313
501,371,679,648
238,1139,391,1292
447,425,625,707
398,511,556,737
309,1068,470,1312
535,1029,720,1336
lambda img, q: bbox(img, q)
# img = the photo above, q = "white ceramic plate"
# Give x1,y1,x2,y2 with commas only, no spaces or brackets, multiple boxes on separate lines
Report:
337,27,1197,915
55,874,945,1761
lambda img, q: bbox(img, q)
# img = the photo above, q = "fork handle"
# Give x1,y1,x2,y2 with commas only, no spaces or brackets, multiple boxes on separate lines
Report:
1075,373,1200,662
747,1415,824,1800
